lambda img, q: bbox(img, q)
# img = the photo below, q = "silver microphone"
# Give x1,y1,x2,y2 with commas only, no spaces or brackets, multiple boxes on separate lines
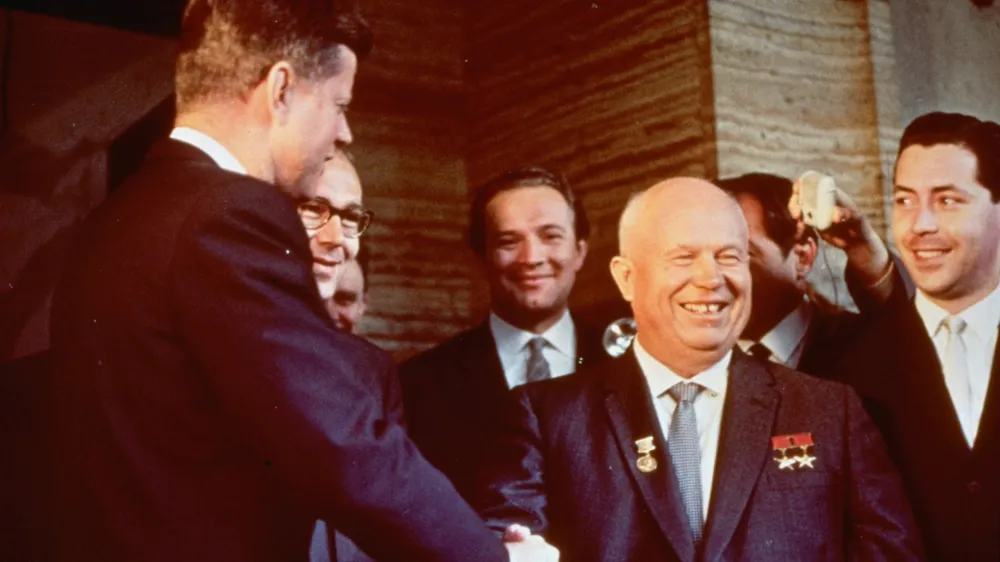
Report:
602,317,637,358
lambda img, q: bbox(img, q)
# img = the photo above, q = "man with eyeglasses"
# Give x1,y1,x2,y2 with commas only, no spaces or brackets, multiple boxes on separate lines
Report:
295,152,390,562
46,1,554,561
297,151,374,304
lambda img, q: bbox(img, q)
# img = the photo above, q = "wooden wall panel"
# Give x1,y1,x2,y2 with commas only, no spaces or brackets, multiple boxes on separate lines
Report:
347,0,477,358
465,0,717,322
867,0,903,241
708,0,889,307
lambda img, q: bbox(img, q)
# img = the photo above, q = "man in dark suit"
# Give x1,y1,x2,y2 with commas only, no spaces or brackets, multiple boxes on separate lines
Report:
399,167,606,502
48,2,554,561
716,173,899,375
294,154,395,562
831,112,1000,561
477,177,921,561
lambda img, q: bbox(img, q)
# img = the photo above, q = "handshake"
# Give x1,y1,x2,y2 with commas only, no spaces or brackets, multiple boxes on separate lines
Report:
503,524,559,562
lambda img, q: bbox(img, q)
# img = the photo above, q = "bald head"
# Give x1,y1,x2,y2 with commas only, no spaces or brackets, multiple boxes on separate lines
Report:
618,177,748,257
610,176,751,377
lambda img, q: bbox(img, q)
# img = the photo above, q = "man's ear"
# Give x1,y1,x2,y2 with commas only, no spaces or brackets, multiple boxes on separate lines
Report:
793,237,818,281
264,61,295,123
609,256,635,303
572,239,589,272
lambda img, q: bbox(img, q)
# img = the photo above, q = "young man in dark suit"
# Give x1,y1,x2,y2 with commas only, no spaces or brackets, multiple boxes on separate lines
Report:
399,167,606,502
47,2,554,561
832,112,1000,561
716,173,898,375
477,177,921,561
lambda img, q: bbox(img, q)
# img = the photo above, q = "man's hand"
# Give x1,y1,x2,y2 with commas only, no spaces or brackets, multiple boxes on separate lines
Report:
789,174,891,285
503,524,559,562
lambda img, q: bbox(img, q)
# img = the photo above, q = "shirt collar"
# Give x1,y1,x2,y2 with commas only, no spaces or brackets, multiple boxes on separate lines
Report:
632,336,731,399
169,127,248,175
738,299,812,364
489,308,576,358
915,283,1000,339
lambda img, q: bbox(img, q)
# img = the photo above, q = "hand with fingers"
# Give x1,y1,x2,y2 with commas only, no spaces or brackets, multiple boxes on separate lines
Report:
503,524,560,562
789,172,891,285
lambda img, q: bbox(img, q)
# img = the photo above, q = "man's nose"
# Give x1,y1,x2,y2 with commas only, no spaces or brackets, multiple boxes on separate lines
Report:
912,204,939,234
692,256,723,289
517,237,544,265
316,215,346,246
336,115,353,147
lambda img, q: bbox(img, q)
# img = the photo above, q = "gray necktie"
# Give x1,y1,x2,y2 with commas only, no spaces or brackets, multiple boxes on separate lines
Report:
941,316,974,445
525,337,551,383
666,382,705,542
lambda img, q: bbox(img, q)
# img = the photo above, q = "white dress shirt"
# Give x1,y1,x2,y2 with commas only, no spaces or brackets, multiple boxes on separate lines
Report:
633,337,730,521
738,299,813,368
169,127,248,175
914,284,1000,447
490,309,577,389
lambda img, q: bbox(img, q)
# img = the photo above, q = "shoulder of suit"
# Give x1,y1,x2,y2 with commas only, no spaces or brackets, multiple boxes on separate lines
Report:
341,331,393,368
517,356,608,404
765,359,850,397
398,324,487,374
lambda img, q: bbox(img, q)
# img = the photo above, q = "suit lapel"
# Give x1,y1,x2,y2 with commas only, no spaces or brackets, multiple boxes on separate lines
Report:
457,321,510,411
701,352,779,562
971,319,1000,457
796,309,825,374
798,303,840,374
890,303,971,458
602,352,697,562
573,316,606,370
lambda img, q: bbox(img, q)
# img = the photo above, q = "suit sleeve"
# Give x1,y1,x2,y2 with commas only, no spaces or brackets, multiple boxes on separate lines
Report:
383,363,406,429
474,387,549,536
169,182,506,562
843,386,924,561
845,252,912,316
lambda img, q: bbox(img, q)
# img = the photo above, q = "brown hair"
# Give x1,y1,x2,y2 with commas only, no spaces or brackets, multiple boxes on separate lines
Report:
175,0,373,111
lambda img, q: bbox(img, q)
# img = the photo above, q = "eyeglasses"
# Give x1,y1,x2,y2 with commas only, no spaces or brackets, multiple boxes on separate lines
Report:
296,199,374,238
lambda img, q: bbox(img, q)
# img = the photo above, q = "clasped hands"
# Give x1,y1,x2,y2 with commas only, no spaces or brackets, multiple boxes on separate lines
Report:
503,523,559,562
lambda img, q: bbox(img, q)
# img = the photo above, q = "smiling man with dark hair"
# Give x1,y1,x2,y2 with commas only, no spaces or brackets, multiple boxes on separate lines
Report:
832,111,1000,561
400,166,607,503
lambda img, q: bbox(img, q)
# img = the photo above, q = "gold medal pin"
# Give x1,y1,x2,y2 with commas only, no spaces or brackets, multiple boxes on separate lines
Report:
635,436,658,473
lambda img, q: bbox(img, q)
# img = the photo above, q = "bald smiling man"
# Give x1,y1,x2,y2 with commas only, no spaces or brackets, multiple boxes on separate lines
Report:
475,178,922,562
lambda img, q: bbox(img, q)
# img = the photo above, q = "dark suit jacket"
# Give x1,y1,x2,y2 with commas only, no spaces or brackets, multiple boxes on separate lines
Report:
399,317,605,502
798,304,861,378
831,296,1000,561
48,140,506,562
326,342,406,562
476,349,922,562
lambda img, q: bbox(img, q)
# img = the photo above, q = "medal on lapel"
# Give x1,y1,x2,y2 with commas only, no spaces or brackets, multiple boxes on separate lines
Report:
791,433,816,469
771,435,797,470
771,433,817,470
635,436,658,473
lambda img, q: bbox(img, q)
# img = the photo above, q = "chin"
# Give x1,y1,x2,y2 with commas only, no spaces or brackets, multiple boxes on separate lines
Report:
682,330,736,352
316,280,336,300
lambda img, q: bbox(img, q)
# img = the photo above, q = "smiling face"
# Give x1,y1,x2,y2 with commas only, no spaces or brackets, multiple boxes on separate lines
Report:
892,143,1000,313
612,179,751,375
304,155,363,299
484,184,587,332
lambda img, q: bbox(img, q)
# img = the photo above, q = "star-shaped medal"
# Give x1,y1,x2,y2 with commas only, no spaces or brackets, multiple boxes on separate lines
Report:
795,453,816,469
